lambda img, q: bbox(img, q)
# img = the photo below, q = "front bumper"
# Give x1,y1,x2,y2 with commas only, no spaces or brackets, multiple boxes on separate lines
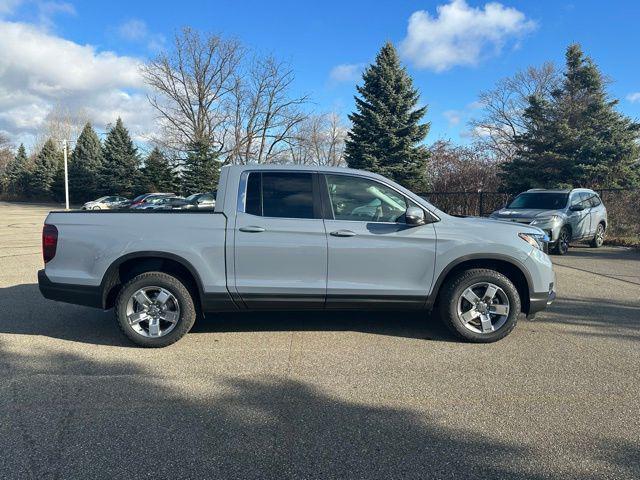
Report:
527,283,556,318
38,269,103,308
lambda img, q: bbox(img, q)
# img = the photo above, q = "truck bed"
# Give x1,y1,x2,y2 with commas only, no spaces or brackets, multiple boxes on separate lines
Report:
43,211,228,298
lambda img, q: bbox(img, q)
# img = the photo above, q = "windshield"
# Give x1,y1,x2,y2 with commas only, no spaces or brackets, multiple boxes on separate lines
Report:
185,194,199,201
507,192,568,210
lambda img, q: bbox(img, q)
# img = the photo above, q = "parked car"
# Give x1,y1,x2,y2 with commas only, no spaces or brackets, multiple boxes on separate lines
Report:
490,188,607,255
38,165,556,347
153,196,189,210
81,196,129,210
184,192,216,210
129,193,175,209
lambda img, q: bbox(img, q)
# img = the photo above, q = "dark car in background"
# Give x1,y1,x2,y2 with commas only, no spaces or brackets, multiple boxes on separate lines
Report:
184,192,216,210
155,196,190,210
129,193,175,209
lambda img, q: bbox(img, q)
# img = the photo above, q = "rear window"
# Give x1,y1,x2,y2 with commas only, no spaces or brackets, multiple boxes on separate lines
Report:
508,192,569,209
245,172,315,219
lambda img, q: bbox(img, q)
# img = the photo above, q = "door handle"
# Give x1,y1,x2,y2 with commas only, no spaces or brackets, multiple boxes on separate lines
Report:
239,226,266,233
330,229,356,237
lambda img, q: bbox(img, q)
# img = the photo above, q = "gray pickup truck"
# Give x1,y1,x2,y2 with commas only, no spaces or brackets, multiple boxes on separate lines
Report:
38,165,556,347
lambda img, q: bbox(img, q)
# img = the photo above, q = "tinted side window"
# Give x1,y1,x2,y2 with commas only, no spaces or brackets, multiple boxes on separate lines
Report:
589,195,601,207
245,172,262,216
324,174,409,222
244,172,315,219
570,193,583,207
579,192,593,207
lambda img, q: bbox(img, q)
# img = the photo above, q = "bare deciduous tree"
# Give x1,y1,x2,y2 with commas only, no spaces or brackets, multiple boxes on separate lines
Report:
141,28,242,152
142,29,309,164
0,133,13,175
224,56,308,164
289,113,347,166
469,62,559,162
33,104,87,152
428,140,501,192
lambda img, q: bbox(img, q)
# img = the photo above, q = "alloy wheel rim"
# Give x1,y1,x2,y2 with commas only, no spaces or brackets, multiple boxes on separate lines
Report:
596,225,604,245
126,286,180,338
560,231,569,253
457,282,510,334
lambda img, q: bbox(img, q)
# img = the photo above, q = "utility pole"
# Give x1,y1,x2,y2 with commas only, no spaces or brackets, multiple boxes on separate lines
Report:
63,139,70,210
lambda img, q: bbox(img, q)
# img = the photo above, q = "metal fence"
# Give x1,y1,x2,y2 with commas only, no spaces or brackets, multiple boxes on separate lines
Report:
419,188,639,238
418,191,511,217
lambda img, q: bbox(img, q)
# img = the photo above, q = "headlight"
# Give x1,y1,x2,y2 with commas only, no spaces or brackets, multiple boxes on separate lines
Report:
531,215,560,225
519,232,548,251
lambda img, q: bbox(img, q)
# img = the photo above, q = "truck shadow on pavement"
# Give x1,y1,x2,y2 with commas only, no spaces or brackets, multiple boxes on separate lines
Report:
1,345,637,479
0,283,455,347
539,296,640,342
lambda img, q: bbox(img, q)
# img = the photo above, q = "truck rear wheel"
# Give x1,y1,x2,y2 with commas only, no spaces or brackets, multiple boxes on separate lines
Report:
115,271,196,347
438,268,520,343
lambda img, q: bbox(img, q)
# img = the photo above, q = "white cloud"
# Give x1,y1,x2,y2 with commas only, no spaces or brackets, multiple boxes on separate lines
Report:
443,109,461,126
37,1,75,28
627,92,640,103
0,0,22,15
399,0,536,72
118,19,148,41
0,20,158,146
117,18,165,52
329,63,364,83
0,1,76,29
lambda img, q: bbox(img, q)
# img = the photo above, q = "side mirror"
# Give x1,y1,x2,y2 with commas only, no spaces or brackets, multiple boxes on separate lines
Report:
569,204,584,212
405,206,426,226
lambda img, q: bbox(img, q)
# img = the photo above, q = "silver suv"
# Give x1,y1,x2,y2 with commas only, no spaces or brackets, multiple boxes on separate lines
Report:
490,188,607,255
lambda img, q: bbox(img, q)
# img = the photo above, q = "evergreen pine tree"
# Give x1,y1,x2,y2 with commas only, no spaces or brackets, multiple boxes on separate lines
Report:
503,44,640,191
5,144,30,198
51,154,67,203
140,147,179,193
345,42,430,191
29,139,61,199
560,45,640,187
101,118,140,196
70,122,103,202
181,140,219,195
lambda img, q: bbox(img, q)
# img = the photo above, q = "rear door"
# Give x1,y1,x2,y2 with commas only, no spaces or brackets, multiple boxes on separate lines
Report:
233,171,327,309
586,192,606,235
568,192,591,239
320,173,436,309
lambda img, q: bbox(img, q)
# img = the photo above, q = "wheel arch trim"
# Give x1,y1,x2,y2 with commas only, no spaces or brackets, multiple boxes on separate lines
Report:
426,253,534,311
100,251,207,310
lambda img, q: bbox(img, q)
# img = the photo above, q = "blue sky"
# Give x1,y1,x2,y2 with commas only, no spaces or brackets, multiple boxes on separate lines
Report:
1,0,639,148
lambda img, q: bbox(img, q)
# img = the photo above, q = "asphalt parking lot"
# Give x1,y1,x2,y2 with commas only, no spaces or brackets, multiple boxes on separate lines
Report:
1,201,638,480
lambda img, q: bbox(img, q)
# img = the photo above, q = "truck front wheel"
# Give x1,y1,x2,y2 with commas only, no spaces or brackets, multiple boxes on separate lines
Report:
438,269,521,343
115,271,196,347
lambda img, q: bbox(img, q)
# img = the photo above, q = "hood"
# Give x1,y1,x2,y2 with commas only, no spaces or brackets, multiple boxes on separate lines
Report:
459,216,546,236
491,208,565,222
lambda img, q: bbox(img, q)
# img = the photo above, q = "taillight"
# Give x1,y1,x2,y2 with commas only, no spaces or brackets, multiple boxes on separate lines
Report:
42,224,58,264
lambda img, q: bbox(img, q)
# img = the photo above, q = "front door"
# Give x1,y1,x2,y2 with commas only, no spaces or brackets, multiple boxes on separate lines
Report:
321,173,437,309
234,171,327,309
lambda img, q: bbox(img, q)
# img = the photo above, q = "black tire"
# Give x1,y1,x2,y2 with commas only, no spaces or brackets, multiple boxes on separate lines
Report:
115,271,196,347
590,223,605,248
437,268,521,343
552,226,571,255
